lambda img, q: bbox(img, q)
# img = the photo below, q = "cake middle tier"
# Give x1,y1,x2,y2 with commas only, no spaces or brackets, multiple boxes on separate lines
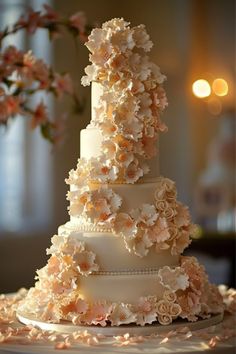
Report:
58,222,179,272
70,179,161,227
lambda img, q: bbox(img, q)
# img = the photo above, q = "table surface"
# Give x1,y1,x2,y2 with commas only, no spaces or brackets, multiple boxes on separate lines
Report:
0,314,236,354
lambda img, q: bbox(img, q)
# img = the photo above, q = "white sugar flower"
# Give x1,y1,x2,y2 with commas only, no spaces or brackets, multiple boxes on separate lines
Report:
101,140,117,159
158,266,189,292
135,296,157,326
138,55,152,81
124,160,143,183
86,28,106,53
90,42,113,66
102,18,130,32
113,212,137,239
128,78,145,94
99,120,118,136
89,157,119,182
171,231,191,255
174,202,191,227
132,24,153,52
138,92,152,112
115,150,134,167
47,235,85,256
81,64,99,86
74,250,99,276
131,204,158,226
82,301,112,327
67,189,91,217
147,217,171,243
149,62,166,84
125,229,153,257
111,28,135,52
65,159,88,188
119,117,143,141
86,187,122,224
109,303,137,326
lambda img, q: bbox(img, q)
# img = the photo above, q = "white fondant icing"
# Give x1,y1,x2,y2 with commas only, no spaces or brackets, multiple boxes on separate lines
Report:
79,272,166,303
70,179,161,227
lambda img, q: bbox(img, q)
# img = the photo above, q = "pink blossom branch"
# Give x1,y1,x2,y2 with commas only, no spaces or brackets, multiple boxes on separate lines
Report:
0,4,93,144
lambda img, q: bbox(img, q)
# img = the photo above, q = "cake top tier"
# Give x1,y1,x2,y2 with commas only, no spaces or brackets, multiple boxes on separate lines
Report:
80,18,168,184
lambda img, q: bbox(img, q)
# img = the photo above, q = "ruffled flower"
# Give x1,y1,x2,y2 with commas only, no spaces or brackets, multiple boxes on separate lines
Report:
46,234,85,256
174,202,191,227
89,157,119,182
109,303,137,326
147,217,170,243
132,24,153,51
177,291,201,322
113,212,137,239
74,250,99,276
130,204,158,226
61,296,88,319
125,228,153,257
171,230,191,255
124,160,143,183
87,186,122,224
135,296,157,326
82,302,112,326
158,266,189,292
101,140,117,159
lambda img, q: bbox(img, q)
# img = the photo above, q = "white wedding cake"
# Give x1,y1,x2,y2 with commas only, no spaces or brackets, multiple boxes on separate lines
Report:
18,18,224,327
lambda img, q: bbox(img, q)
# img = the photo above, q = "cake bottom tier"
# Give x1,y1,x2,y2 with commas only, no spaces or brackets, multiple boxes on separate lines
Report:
79,271,165,303
18,254,224,327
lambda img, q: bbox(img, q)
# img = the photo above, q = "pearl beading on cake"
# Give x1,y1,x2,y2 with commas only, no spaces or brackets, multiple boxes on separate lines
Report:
91,268,163,276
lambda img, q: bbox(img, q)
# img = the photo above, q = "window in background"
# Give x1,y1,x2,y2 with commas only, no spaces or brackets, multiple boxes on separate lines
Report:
0,0,53,235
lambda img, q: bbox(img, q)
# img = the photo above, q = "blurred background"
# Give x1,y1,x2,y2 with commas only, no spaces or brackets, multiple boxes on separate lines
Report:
0,0,235,293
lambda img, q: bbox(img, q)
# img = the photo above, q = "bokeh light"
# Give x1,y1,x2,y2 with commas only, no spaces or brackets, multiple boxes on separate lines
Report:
192,79,211,98
212,78,228,96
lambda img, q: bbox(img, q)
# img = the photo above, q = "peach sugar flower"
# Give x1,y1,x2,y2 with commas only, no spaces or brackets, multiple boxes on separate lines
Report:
81,302,112,326
109,303,137,326
113,212,137,239
135,296,157,325
158,266,189,292
74,250,99,276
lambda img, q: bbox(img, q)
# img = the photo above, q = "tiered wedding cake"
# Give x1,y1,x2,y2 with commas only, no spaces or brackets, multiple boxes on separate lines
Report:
18,19,224,327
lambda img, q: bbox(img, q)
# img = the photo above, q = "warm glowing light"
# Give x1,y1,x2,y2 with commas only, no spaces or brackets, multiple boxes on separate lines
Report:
212,78,228,96
192,79,211,98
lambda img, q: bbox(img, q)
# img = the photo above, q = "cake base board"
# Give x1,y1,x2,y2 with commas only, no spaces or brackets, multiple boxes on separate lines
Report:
17,311,223,336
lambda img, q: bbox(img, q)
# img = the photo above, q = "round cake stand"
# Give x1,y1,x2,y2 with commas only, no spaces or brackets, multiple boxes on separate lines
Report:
17,311,224,336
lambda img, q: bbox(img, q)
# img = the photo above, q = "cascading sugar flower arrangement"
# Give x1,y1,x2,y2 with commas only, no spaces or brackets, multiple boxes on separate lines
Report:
81,18,168,183
17,18,224,328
